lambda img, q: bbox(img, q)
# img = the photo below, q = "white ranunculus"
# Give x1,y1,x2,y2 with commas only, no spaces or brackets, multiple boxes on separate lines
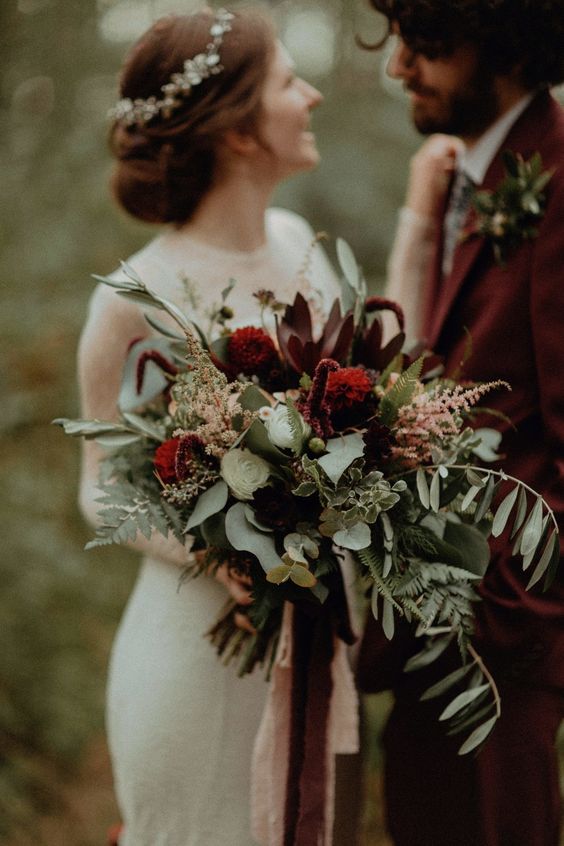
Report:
220,448,270,500
264,404,311,450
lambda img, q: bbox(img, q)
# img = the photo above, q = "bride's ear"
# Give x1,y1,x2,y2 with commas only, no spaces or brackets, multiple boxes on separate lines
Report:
222,127,261,157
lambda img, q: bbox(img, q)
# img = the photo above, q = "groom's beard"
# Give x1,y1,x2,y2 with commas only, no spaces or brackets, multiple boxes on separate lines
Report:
408,66,500,139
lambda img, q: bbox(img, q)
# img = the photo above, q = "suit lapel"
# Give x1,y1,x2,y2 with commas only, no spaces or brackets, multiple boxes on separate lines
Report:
425,90,554,349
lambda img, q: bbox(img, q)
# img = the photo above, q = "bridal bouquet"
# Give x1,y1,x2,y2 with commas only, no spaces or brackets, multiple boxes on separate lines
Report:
55,239,559,755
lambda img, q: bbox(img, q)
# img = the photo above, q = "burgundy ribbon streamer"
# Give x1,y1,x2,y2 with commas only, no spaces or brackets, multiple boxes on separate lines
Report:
283,571,356,845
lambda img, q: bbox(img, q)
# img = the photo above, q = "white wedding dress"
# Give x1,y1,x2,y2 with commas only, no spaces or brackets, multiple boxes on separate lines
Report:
78,208,343,846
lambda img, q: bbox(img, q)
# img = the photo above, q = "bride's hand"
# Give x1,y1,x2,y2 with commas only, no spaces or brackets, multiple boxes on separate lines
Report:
405,134,464,221
214,562,257,633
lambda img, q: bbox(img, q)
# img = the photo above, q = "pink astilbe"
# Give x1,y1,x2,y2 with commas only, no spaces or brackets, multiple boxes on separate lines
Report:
391,380,509,466
172,331,255,458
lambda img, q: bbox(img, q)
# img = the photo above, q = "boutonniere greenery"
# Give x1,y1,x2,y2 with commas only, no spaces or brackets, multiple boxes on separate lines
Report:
468,151,553,266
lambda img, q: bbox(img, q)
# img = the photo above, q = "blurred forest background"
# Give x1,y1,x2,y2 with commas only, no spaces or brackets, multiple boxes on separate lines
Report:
1,1,562,844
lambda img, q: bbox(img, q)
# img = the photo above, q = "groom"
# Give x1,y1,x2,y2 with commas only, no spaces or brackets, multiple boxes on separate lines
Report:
358,2,564,845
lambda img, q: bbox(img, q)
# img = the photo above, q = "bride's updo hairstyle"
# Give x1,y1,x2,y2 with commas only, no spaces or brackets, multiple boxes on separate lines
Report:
110,8,275,224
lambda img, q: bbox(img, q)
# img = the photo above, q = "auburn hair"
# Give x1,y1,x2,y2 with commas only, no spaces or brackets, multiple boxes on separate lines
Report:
110,8,275,224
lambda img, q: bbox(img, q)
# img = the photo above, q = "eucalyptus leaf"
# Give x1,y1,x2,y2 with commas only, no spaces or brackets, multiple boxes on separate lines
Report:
457,716,497,756
491,485,519,537
474,473,497,523
466,468,486,488
510,485,529,538
122,412,164,441
447,702,496,736
381,512,394,544
522,514,549,571
144,312,186,340
461,485,482,512
371,583,379,620
403,635,452,672
416,469,430,509
333,522,371,550
382,597,395,641
526,530,558,590
96,433,142,448
317,433,365,484
439,684,490,721
185,481,229,531
336,237,361,291
92,272,138,290
430,470,441,513
244,505,274,533
224,502,283,573
420,662,475,701
266,564,291,584
289,564,317,588
543,531,561,592
52,418,128,438
520,496,544,557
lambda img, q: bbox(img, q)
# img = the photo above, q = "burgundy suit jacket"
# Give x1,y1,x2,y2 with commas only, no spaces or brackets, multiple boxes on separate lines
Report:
358,90,564,691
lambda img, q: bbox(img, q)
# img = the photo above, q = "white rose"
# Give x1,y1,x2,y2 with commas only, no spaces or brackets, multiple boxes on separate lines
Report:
221,448,270,500
264,404,311,450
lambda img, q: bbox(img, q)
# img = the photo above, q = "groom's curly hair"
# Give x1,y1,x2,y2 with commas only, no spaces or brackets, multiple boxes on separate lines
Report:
368,0,564,88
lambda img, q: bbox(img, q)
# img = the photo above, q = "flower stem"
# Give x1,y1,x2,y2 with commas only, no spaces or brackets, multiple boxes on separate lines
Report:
468,642,502,719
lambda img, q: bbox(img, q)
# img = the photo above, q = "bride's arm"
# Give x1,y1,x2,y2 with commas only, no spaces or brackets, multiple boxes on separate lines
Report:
385,134,462,345
77,283,193,568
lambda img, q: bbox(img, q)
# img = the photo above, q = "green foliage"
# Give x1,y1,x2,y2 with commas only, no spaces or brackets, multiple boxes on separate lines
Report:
85,444,185,549
470,151,554,265
379,356,424,426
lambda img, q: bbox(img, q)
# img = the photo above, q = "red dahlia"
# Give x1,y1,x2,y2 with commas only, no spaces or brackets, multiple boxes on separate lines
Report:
154,434,210,484
154,437,181,484
325,367,373,411
227,327,279,376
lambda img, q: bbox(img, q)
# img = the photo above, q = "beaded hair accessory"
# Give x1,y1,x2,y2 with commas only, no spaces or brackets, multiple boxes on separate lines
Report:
109,8,235,126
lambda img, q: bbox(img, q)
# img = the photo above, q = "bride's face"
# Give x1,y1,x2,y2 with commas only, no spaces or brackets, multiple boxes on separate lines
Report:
258,41,323,177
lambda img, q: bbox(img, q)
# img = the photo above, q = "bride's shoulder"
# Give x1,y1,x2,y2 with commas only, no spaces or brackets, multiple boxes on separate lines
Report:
266,207,317,248
86,237,167,320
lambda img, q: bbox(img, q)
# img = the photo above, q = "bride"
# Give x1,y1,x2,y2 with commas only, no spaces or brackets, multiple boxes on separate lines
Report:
78,7,345,845
78,5,450,844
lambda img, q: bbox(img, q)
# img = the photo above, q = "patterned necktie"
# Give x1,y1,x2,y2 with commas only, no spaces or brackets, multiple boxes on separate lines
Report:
442,170,474,277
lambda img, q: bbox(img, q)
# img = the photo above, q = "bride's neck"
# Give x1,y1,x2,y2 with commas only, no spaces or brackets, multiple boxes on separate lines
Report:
180,162,276,252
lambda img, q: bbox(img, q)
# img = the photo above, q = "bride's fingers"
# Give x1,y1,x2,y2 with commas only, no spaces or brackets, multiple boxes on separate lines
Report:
214,563,253,605
234,610,257,634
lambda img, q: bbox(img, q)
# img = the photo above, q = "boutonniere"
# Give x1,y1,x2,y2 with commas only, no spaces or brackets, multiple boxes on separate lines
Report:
465,151,553,266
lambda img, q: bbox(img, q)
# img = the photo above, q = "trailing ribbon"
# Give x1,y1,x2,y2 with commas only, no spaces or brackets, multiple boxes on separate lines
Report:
251,571,359,846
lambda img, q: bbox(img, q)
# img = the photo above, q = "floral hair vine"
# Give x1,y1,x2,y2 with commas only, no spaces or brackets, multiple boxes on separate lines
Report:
108,7,235,127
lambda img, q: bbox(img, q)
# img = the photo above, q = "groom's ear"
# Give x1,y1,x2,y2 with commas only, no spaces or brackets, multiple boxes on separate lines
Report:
222,127,261,157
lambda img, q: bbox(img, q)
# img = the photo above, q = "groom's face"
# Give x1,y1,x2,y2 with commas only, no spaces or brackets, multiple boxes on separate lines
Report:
386,31,500,140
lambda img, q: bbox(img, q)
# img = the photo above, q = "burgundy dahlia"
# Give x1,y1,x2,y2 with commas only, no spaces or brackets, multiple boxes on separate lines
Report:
325,367,373,411
154,433,213,484
251,484,300,531
227,327,279,377
154,437,181,484
363,420,395,468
